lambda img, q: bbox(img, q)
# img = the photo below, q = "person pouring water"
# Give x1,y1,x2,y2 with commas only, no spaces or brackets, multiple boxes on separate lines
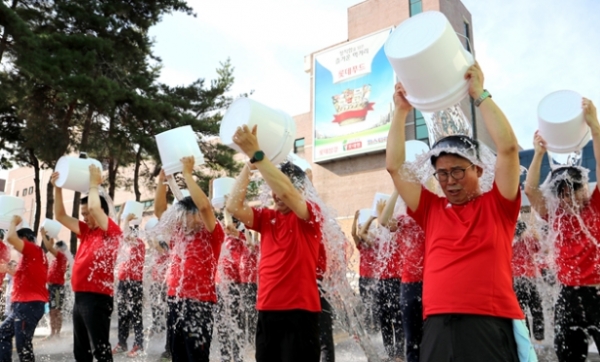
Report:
524,98,600,362
386,62,525,362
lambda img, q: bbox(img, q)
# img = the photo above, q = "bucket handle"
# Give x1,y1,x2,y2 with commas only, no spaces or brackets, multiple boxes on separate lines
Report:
455,33,474,60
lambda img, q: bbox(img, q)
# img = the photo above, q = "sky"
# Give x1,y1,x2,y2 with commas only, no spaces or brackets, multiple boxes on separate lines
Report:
4,0,598,180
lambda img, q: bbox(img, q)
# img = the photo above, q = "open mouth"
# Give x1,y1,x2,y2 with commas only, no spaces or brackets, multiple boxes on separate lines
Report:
447,189,461,197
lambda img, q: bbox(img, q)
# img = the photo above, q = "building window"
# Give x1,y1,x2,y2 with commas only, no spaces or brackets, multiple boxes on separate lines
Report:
410,0,422,16
414,110,429,145
463,21,471,52
142,199,154,209
28,186,33,195
22,188,27,196
16,191,19,197
294,138,305,153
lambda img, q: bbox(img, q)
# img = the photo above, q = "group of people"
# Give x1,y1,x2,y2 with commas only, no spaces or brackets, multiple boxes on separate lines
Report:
0,61,597,362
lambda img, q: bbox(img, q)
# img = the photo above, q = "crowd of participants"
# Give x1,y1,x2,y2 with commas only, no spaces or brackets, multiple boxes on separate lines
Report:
0,62,597,362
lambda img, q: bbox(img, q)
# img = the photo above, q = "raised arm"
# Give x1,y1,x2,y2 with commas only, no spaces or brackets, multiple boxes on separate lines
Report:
351,210,361,248
386,83,422,212
52,172,80,235
181,156,217,233
6,216,25,253
40,227,58,257
378,191,399,232
233,125,310,220
154,170,168,219
88,165,109,231
524,132,549,217
583,98,600,190
466,63,520,201
226,165,254,228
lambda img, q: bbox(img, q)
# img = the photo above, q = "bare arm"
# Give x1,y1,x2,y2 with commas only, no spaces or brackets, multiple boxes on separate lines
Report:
181,156,217,233
40,227,58,257
87,165,109,231
232,125,310,220
378,191,399,232
154,170,168,219
0,262,16,276
351,210,361,248
524,132,548,217
6,216,24,253
359,216,376,237
51,172,80,235
583,99,600,190
466,63,520,201
386,83,422,212
225,165,254,228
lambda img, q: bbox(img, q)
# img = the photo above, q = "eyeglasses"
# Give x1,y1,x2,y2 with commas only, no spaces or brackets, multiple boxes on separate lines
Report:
433,164,475,182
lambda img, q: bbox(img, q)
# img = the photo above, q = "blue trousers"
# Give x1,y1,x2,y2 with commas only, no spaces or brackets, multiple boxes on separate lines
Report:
0,301,45,362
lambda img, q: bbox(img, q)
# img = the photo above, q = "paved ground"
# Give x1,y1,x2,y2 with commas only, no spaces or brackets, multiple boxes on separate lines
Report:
25,320,600,362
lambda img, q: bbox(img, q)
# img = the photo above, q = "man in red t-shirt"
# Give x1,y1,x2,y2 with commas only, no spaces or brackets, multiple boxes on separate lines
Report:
0,236,10,318
227,125,323,362
0,216,48,361
386,63,523,362
154,156,224,362
511,220,544,342
525,99,600,362
112,213,146,357
40,229,69,339
53,164,122,362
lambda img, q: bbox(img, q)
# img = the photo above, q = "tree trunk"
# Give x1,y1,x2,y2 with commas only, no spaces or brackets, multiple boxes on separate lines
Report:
28,148,42,233
108,157,117,200
45,179,54,219
133,146,142,202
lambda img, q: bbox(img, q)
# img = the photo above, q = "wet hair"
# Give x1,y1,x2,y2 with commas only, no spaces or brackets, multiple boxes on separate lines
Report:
55,240,66,249
80,195,109,215
430,135,480,166
17,228,36,243
514,220,527,238
550,166,584,198
279,161,306,187
177,196,198,213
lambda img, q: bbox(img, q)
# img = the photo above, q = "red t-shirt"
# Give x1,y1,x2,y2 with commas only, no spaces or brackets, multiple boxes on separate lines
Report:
219,234,245,283
395,215,425,283
408,183,524,320
167,222,224,302
378,231,403,280
249,202,322,312
552,187,600,286
72,219,122,296
118,238,146,282
357,242,379,279
317,242,327,280
47,252,68,285
0,242,10,284
240,243,258,284
12,241,49,302
151,252,169,283
512,236,540,278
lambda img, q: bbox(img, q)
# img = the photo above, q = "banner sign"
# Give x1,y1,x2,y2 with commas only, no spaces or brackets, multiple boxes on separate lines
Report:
313,28,395,162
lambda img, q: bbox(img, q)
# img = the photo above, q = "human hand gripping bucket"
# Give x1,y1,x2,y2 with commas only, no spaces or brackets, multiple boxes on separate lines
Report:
0,196,25,230
220,98,297,165
155,125,205,176
384,11,474,113
54,156,104,193
121,201,144,226
538,90,591,154
371,193,391,218
41,218,62,239
211,177,236,209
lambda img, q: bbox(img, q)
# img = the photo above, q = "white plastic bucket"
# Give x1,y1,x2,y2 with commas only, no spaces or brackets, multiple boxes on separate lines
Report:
212,177,236,209
384,11,474,112
358,208,373,228
42,218,62,239
220,98,297,165
538,90,590,154
55,156,104,193
371,193,391,218
288,153,312,172
144,217,159,231
0,196,26,229
405,140,430,162
121,201,144,225
155,126,205,176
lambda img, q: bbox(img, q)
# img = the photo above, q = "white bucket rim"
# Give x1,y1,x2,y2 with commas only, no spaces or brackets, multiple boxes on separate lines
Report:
545,128,591,154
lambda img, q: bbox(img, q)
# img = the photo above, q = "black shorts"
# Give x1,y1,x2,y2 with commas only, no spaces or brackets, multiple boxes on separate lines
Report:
255,310,320,362
420,314,519,362
48,284,65,310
